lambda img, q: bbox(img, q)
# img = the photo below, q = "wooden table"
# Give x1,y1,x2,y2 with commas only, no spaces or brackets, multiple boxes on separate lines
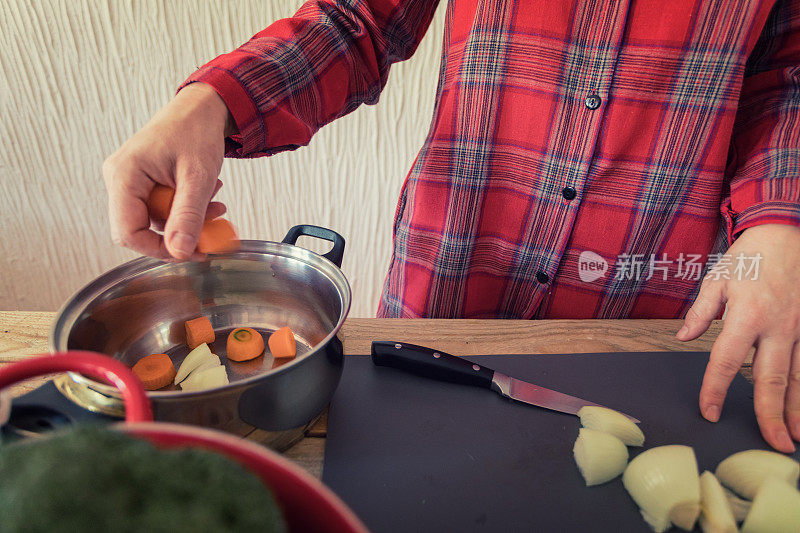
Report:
1,312,733,478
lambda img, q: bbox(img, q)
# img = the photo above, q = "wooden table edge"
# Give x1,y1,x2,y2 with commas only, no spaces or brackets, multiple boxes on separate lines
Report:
1,313,734,478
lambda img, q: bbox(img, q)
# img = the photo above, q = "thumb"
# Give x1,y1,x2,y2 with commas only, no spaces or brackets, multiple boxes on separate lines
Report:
164,162,217,260
677,278,726,341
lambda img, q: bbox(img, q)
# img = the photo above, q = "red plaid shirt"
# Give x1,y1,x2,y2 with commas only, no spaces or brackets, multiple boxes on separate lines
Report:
183,0,800,319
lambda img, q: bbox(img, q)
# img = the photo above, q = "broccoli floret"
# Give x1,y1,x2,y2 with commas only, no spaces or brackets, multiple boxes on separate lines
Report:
0,427,286,532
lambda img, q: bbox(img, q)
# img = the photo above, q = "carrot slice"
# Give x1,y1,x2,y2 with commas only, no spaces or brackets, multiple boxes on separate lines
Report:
185,316,215,349
268,326,296,359
148,185,175,220
197,218,240,254
132,353,176,391
226,327,265,362
148,185,219,223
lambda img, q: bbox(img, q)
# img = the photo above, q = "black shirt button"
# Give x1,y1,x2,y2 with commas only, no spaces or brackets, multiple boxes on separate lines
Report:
562,186,577,200
536,271,550,284
585,94,602,110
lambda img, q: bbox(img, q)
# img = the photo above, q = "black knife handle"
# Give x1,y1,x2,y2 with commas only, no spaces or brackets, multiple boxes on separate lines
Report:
371,341,494,389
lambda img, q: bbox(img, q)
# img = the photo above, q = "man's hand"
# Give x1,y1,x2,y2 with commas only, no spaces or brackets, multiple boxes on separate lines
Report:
677,223,800,453
102,83,234,260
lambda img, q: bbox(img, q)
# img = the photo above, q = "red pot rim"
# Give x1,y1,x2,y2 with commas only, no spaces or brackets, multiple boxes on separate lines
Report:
0,353,368,533
121,422,369,533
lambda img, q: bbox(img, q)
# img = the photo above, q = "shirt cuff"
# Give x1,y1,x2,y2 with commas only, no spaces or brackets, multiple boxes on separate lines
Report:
727,200,800,240
179,67,265,158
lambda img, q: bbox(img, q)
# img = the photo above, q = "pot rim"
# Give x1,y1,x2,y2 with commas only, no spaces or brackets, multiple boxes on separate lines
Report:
3,420,369,533
49,239,351,400
123,421,369,533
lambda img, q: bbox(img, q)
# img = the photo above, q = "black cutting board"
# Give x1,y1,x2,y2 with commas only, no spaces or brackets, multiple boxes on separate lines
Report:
322,352,800,533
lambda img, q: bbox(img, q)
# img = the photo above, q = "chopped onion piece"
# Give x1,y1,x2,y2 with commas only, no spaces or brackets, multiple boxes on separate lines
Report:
641,508,671,533
174,343,218,384
698,471,737,533
715,450,799,499
721,486,751,522
622,445,701,532
190,358,222,378
741,477,800,533
578,405,644,446
179,365,229,391
573,428,628,486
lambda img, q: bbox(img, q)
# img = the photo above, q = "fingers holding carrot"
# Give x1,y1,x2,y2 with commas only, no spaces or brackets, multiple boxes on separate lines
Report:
103,162,172,260
103,83,231,261
163,161,221,260
145,180,237,257
148,180,226,223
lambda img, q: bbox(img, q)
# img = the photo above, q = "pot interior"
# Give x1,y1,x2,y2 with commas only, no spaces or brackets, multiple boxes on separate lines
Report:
51,241,351,394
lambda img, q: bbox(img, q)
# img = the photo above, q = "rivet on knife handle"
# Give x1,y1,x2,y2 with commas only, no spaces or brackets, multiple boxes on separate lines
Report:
371,342,494,389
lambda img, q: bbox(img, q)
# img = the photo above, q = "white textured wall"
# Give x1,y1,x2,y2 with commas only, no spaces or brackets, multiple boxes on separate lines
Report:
0,1,445,317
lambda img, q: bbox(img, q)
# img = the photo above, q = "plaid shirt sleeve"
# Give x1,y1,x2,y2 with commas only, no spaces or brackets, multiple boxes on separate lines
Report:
179,0,440,158
724,0,800,240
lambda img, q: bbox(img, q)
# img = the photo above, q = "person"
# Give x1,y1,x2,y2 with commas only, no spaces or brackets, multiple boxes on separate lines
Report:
102,0,800,453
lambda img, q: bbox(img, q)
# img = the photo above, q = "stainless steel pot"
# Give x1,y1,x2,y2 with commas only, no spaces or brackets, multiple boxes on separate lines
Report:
49,225,350,450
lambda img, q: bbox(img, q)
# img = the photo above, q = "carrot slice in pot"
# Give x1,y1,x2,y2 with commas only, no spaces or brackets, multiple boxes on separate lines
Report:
268,327,296,359
227,328,265,362
132,353,176,391
185,316,214,349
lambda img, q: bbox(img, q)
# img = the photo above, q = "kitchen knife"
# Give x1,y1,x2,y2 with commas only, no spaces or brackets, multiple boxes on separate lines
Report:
371,341,639,423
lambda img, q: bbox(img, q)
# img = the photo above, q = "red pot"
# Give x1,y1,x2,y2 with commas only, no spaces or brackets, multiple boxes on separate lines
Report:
0,352,368,533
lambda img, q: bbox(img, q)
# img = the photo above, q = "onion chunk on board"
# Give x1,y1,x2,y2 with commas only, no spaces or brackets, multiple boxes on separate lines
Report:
715,450,799,500
721,487,751,522
698,471,737,533
578,406,644,447
622,445,701,532
741,477,800,533
573,428,629,486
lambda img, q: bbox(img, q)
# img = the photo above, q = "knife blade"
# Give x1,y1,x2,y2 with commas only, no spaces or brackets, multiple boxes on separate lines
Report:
371,341,639,423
